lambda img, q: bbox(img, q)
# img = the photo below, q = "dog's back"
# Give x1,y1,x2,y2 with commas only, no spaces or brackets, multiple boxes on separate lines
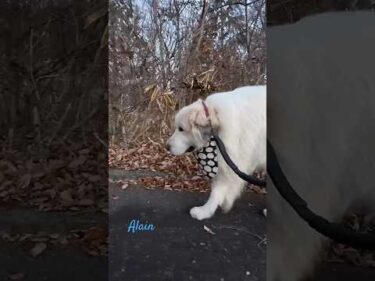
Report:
268,12,375,281
207,85,266,172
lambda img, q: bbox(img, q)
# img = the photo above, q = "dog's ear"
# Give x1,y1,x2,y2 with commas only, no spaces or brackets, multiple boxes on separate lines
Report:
190,99,219,129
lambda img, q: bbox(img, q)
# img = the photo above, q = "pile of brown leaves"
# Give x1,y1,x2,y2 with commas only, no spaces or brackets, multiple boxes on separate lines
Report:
109,141,211,192
0,140,107,212
109,141,198,176
1,226,107,257
111,175,210,193
109,140,266,193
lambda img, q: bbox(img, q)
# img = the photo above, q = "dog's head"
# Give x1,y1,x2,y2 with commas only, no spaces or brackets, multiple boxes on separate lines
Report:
166,99,219,155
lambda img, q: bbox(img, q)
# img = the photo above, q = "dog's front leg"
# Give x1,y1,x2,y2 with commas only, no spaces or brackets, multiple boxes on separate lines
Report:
190,180,226,220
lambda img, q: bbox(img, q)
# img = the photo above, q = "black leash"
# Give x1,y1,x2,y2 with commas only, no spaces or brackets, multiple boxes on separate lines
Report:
212,131,266,187
267,141,375,250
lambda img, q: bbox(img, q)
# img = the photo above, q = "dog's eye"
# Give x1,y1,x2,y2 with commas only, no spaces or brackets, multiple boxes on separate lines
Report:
178,126,184,132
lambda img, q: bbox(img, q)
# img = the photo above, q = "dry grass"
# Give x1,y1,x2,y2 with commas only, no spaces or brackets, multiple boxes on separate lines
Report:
111,68,228,148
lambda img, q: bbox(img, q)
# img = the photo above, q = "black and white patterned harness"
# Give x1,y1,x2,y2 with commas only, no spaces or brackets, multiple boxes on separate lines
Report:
194,137,218,178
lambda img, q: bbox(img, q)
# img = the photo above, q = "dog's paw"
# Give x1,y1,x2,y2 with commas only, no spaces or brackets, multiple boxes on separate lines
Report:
190,206,212,220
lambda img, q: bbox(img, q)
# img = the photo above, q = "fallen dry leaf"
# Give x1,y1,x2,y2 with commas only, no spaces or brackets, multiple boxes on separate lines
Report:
263,209,267,217
203,225,216,235
68,156,87,169
29,242,47,257
60,189,73,203
18,173,32,189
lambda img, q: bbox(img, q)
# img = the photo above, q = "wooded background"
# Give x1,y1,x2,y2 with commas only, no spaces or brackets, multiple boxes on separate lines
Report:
0,0,108,258
109,0,375,147
0,1,108,214
0,1,107,153
109,0,266,147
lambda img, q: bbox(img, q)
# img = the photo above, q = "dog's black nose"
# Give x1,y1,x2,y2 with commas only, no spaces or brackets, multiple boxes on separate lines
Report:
166,144,171,151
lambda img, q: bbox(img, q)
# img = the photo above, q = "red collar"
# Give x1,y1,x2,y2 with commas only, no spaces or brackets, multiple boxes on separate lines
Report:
201,100,210,118
202,100,214,131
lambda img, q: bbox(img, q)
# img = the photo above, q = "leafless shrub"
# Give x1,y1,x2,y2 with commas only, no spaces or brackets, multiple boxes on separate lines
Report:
0,0,107,156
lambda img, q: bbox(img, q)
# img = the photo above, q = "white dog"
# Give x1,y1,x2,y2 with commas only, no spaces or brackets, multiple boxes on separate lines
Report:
167,86,266,220
268,12,375,281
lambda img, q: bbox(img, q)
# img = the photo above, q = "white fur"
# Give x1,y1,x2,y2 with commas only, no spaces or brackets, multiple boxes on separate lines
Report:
167,86,266,220
268,12,375,281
